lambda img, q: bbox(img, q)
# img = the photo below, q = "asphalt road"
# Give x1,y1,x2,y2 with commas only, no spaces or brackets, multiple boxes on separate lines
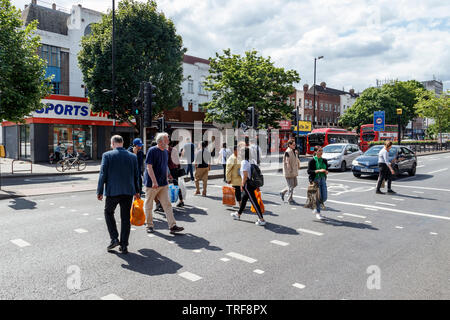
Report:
0,153,449,300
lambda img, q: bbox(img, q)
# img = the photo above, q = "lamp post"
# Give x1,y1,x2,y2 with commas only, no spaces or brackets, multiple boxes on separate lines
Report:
312,56,324,129
111,0,116,135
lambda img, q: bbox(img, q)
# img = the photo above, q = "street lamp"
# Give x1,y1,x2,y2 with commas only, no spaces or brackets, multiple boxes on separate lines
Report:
102,88,116,133
111,0,116,135
312,55,324,129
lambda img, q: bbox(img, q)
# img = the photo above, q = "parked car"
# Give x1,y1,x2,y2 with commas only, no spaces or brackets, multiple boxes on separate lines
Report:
322,143,363,172
351,145,417,178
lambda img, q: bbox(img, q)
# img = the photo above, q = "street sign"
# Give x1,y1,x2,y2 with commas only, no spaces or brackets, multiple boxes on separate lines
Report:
373,111,385,131
294,120,312,134
397,108,402,115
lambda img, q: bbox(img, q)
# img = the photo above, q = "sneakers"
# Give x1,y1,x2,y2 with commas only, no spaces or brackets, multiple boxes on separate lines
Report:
231,212,241,220
316,213,324,220
288,200,298,205
255,219,266,226
280,192,285,202
312,209,318,214
146,226,154,233
176,202,185,208
387,189,396,194
169,225,184,234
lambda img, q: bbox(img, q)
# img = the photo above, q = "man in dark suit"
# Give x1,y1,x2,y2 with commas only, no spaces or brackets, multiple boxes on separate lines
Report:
97,135,140,254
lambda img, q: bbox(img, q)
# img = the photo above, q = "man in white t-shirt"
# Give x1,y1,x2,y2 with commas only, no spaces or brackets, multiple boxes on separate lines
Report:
218,143,231,182
376,141,396,194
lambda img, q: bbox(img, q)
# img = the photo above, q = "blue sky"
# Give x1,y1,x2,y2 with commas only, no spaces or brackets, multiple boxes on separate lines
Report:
12,0,450,92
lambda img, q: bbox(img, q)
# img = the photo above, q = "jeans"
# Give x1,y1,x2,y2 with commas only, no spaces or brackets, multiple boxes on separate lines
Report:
186,164,194,181
104,195,133,247
314,177,327,213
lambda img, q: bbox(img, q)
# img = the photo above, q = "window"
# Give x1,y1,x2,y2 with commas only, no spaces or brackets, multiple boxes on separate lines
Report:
19,125,31,160
320,103,323,110
325,104,328,111
51,125,92,159
188,80,194,93
52,82,60,94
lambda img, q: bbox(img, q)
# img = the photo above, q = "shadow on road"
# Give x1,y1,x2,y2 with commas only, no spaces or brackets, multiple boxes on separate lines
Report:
314,217,378,230
153,231,222,252
8,198,37,210
116,248,183,276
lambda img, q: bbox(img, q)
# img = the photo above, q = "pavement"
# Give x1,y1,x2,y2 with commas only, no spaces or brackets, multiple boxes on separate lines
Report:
0,152,449,299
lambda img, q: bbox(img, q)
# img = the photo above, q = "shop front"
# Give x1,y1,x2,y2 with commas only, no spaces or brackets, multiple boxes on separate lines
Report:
1,95,134,163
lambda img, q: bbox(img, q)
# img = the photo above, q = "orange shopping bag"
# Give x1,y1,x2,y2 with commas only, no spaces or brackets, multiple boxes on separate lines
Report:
251,188,265,214
222,186,236,206
130,198,145,226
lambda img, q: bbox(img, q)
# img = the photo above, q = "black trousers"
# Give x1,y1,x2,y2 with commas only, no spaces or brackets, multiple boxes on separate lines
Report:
238,183,263,220
104,195,133,247
223,164,227,181
233,186,242,202
376,163,392,191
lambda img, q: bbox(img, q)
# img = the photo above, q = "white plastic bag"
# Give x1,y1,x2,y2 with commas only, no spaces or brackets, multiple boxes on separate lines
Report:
178,177,187,199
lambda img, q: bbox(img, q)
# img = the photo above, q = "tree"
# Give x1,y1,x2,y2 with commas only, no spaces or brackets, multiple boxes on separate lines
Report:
0,0,52,122
202,49,300,129
339,80,426,131
78,0,185,133
416,90,450,144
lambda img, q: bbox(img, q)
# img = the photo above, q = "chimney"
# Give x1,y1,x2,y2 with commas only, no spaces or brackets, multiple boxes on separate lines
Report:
24,4,28,9
320,82,326,89
303,84,309,91
31,0,37,5
52,3,56,10
349,89,355,95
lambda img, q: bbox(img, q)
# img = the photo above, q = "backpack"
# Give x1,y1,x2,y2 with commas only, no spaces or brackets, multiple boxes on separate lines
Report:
248,164,264,188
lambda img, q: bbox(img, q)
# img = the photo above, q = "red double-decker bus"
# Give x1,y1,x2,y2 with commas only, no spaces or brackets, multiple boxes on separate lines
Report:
360,124,398,152
306,128,358,154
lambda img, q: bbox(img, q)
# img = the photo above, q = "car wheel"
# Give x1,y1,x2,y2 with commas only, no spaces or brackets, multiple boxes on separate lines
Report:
353,172,361,178
340,161,346,172
408,163,416,176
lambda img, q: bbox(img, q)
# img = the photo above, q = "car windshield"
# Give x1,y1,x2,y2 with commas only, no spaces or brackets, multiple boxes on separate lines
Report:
364,146,397,156
363,133,376,142
323,145,344,153
308,133,325,146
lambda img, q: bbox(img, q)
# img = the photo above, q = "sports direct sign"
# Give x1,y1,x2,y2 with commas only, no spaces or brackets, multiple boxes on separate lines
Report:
33,97,111,122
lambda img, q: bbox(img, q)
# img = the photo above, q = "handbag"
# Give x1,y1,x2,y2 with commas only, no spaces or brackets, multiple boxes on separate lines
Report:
177,167,186,177
251,188,265,213
169,184,180,203
130,198,145,226
304,181,320,209
222,186,236,206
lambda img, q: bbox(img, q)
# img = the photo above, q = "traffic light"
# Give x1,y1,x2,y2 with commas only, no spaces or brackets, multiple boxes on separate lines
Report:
157,117,165,132
144,82,156,127
245,106,258,128
131,97,141,116
291,110,298,136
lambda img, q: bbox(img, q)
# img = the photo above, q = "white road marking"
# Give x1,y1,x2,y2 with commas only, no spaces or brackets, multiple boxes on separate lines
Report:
291,208,297,210
426,168,448,174
226,252,257,263
270,240,289,246
364,208,378,211
253,269,265,274
324,178,450,192
337,216,344,218
292,283,306,289
375,202,396,207
74,228,88,233
70,209,77,212
148,234,155,238
49,203,54,205
391,198,405,201
413,191,424,194
296,228,323,236
343,213,367,219
430,232,438,235
59,206,66,209
220,258,230,262
10,239,31,247
416,165,424,168
193,249,202,253
168,240,175,244
179,271,202,282
395,226,404,229
197,207,208,211
96,218,102,221
365,221,372,224
83,213,89,216
101,294,123,300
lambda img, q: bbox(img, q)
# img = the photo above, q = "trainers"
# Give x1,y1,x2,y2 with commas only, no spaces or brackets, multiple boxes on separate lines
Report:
231,212,241,220
280,192,285,202
288,200,298,205
255,219,266,226
146,226,154,233
376,190,385,194
176,202,185,208
316,213,324,220
312,209,318,214
387,189,396,194
169,225,184,234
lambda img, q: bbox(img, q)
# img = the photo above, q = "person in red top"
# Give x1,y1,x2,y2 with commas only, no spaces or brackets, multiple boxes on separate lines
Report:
168,140,185,207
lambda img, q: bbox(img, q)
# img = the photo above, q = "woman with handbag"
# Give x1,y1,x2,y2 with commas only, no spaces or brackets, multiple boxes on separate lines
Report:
306,146,329,220
168,140,185,208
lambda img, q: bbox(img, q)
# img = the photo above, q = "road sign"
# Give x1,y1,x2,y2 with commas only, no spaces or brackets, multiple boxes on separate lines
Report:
294,120,312,134
373,111,385,131
397,108,402,115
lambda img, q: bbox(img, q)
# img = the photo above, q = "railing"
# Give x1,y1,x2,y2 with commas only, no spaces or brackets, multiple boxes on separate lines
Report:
11,160,33,174
368,141,450,154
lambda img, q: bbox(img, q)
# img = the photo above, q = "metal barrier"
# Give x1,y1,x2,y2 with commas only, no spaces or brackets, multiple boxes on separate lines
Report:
11,159,33,174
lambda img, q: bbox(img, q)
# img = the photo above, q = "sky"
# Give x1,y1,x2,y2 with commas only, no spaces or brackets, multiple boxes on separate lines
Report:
12,0,450,93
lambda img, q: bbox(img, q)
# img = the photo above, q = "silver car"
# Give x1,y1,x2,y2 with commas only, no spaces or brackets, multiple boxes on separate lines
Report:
322,143,363,171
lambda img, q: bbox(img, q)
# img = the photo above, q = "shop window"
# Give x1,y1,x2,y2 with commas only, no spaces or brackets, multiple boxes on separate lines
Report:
20,125,31,160
50,125,92,160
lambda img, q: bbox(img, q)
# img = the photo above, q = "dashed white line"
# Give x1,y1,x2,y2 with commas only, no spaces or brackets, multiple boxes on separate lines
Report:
270,240,289,246
193,249,202,253
179,271,202,282
82,213,90,216
70,209,77,212
10,239,31,247
197,207,208,211
364,208,378,211
426,168,448,174
416,165,425,168
343,213,367,219
375,202,396,207
391,198,405,201
101,294,123,300
365,221,372,224
74,228,88,234
226,252,257,263
96,218,102,221
148,234,155,238
337,215,344,218
220,258,230,262
413,191,424,194
296,228,323,236
395,226,404,229
291,208,297,210
430,232,438,235
168,240,175,244
253,269,265,274
292,283,306,289
59,206,66,209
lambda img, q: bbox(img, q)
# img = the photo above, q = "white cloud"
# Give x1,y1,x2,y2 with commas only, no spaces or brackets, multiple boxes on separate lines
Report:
12,0,450,92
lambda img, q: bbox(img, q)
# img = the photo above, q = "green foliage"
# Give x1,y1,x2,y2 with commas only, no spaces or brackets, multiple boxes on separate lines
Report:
0,0,52,122
339,80,426,132
416,90,450,142
78,0,186,132
202,49,300,129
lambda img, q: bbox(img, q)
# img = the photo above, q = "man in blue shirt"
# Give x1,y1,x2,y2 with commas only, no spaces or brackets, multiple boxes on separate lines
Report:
181,138,195,182
127,138,145,195
97,135,140,254
144,132,184,235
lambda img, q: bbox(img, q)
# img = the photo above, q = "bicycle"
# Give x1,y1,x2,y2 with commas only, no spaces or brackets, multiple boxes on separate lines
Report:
56,156,86,172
